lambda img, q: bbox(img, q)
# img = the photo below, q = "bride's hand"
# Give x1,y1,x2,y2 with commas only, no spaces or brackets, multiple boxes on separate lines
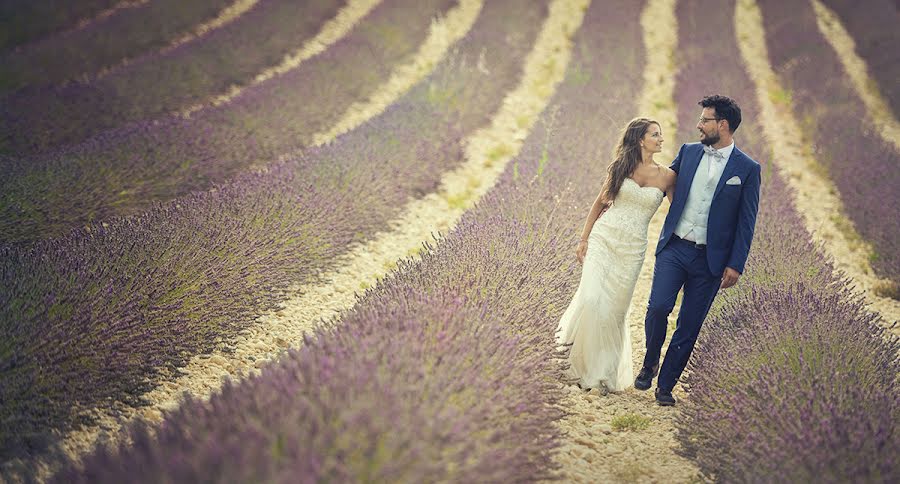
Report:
576,240,587,264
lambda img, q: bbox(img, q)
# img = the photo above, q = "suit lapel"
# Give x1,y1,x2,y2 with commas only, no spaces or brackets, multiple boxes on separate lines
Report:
713,147,741,200
679,145,704,204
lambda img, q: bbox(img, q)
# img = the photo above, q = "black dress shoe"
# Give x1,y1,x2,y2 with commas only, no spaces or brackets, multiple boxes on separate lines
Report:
655,388,676,406
634,364,658,391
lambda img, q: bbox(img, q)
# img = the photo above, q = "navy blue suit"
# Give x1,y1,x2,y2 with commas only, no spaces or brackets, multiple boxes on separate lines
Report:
644,142,761,392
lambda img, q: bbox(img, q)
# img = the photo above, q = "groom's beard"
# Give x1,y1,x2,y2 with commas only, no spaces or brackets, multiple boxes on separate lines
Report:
700,130,720,146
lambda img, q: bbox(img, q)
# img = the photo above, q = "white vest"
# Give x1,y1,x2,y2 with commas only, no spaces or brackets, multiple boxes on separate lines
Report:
674,142,734,244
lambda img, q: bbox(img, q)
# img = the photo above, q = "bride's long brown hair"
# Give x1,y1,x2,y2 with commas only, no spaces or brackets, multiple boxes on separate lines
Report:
598,117,659,207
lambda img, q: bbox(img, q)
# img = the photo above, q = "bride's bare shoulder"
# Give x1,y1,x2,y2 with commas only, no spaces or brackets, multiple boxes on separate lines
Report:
661,164,677,183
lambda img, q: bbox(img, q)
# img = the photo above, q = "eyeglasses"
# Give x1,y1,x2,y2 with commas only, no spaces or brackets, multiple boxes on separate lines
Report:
698,116,721,124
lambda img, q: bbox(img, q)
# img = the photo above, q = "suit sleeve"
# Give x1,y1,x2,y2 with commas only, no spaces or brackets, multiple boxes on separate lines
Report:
727,162,761,274
670,144,686,174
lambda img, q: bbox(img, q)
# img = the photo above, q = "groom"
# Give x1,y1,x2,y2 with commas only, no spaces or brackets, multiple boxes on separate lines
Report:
635,95,761,406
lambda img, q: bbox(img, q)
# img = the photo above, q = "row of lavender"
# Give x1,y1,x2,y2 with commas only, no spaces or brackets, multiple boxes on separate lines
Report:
0,0,118,52
56,1,646,480
0,0,452,244
758,0,899,290
0,0,234,95
672,0,898,481
821,0,900,117
1,0,345,157
0,0,549,475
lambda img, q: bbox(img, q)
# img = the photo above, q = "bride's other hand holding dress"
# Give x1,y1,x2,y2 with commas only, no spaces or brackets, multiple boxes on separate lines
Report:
575,202,610,265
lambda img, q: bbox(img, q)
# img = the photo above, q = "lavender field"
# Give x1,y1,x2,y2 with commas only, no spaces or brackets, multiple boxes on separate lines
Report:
0,0,120,51
0,0,235,94
1,0,897,482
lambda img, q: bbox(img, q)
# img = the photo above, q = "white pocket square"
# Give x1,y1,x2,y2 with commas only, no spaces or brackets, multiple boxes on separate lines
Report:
725,176,742,185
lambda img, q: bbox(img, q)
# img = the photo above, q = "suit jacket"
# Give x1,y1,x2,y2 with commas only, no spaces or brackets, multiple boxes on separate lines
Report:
656,142,761,276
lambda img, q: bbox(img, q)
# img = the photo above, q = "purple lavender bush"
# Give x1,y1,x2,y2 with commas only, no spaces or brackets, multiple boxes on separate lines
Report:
55,1,647,481
0,0,456,245
55,291,565,483
0,0,234,95
0,0,119,51
758,0,899,289
821,0,900,116
0,0,344,157
683,177,899,483
673,1,899,482
683,240,899,482
0,0,548,475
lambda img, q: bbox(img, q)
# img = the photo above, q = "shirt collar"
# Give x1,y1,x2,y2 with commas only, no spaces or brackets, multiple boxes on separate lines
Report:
710,141,735,161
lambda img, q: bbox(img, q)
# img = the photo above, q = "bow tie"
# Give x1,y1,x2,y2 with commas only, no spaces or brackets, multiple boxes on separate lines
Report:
703,145,725,160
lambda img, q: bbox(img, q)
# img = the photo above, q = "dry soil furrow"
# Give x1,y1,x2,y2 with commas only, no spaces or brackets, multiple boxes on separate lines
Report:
47,0,151,43
94,0,261,80
736,0,900,332
550,1,702,482
180,0,383,117
308,0,479,147
42,0,585,479
810,0,900,153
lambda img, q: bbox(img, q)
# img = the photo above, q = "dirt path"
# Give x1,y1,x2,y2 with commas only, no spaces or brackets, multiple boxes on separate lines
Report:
38,0,586,480
550,0,703,482
736,0,900,334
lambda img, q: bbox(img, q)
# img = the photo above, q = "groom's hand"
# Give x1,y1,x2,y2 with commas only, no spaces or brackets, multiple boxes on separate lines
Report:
720,267,740,289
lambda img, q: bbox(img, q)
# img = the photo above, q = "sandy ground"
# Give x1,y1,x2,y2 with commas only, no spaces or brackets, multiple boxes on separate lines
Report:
736,0,900,334
549,1,704,482
33,0,585,480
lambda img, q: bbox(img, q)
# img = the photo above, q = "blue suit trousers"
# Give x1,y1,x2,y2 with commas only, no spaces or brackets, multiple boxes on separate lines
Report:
643,236,721,392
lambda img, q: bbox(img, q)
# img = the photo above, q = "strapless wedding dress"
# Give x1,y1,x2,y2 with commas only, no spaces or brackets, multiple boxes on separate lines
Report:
556,177,664,391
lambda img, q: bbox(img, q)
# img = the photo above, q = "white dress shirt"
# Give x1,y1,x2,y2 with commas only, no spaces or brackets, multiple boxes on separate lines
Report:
674,141,735,244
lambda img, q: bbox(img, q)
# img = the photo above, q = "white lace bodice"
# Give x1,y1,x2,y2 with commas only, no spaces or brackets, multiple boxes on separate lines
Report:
595,177,664,240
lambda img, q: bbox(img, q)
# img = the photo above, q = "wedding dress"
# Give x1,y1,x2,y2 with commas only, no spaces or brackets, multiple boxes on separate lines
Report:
556,177,664,391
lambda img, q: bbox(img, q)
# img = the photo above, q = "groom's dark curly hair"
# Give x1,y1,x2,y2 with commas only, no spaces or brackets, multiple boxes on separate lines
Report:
700,94,742,133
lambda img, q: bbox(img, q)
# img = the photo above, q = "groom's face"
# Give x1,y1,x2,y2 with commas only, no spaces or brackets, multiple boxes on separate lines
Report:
697,107,722,146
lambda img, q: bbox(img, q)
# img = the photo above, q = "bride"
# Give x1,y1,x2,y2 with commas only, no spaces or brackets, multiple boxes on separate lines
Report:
556,117,675,392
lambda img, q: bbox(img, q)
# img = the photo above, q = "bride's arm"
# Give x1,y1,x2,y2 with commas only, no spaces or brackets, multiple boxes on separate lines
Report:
576,192,609,263
575,192,609,264
665,167,677,204
579,192,610,241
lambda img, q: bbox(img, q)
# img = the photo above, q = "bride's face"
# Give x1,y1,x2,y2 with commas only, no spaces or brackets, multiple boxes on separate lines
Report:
641,123,663,153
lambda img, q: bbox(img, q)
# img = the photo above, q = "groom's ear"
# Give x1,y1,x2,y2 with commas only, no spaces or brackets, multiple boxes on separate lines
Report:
721,116,738,134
